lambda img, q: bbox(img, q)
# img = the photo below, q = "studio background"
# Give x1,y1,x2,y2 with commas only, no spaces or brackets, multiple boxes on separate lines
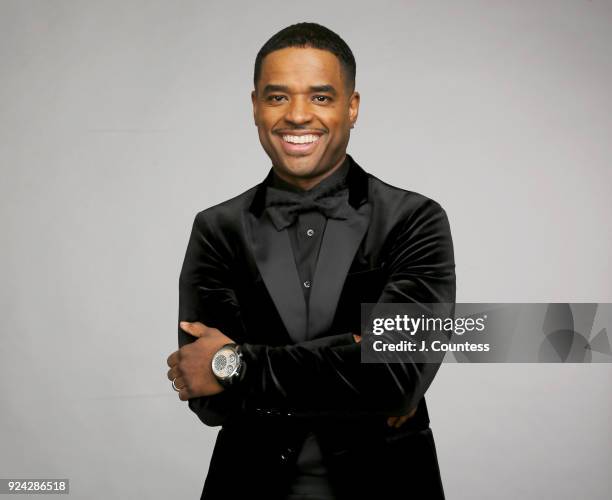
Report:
1,1,611,498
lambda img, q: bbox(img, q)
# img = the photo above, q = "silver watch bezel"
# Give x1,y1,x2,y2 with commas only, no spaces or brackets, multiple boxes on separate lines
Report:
211,343,242,384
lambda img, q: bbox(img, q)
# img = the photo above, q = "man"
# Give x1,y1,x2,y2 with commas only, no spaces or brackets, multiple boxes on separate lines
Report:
166,22,455,500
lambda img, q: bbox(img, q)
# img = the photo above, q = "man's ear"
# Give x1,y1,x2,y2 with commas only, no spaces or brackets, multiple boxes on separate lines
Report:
349,91,360,128
251,90,258,126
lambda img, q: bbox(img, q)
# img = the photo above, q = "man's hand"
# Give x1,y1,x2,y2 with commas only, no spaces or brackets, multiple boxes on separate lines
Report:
353,332,416,428
387,407,417,428
166,321,235,400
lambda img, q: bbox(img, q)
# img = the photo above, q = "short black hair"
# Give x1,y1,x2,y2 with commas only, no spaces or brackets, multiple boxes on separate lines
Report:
253,22,356,94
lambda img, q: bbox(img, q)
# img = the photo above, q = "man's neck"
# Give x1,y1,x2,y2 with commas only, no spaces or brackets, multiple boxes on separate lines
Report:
272,154,348,192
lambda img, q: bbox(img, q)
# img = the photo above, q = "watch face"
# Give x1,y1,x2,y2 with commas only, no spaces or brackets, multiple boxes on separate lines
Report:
212,346,238,379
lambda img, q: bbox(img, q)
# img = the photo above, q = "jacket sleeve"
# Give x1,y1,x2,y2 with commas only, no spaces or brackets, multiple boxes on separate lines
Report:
235,198,456,417
178,211,358,426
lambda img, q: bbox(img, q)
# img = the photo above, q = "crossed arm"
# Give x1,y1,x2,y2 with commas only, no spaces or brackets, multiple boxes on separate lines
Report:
171,197,455,425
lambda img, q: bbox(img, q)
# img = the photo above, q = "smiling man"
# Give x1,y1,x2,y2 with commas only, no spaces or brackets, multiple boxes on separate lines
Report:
166,22,455,500
253,45,356,190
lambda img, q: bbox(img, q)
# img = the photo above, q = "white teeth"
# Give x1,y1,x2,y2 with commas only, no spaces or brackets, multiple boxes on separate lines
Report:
282,134,320,144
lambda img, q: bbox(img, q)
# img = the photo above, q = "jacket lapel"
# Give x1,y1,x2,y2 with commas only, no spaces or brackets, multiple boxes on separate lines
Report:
307,204,371,339
244,209,307,342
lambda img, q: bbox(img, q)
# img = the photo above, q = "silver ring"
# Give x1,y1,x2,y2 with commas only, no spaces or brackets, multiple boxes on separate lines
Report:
172,378,180,392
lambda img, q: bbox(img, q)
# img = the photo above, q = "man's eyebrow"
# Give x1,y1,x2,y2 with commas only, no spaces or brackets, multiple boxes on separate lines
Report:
310,84,337,95
262,84,338,96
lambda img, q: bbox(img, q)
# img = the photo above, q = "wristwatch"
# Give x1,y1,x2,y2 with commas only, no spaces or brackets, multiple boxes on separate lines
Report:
211,343,246,389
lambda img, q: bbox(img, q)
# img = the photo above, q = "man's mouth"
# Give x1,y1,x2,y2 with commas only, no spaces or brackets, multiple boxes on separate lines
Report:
277,133,323,156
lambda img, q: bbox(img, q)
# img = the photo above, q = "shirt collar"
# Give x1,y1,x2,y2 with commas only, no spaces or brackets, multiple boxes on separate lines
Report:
249,153,369,217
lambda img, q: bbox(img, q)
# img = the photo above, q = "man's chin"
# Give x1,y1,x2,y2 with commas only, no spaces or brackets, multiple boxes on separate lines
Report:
275,156,322,178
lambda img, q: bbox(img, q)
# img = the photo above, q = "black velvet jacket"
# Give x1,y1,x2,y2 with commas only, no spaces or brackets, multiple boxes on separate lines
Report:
178,153,456,500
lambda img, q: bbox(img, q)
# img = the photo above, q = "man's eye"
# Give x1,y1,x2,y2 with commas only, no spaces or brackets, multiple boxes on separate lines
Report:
265,95,331,104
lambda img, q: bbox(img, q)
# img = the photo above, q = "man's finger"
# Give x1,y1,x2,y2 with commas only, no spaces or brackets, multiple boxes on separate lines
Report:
387,406,418,428
178,387,190,401
167,366,179,381
172,376,186,391
394,415,409,428
394,407,418,427
166,351,178,367
179,321,207,338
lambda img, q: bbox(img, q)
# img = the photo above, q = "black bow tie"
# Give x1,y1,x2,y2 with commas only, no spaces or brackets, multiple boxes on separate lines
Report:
264,185,352,230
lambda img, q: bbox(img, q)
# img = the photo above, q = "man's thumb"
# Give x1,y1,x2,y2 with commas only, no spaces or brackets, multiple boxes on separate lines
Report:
179,321,204,337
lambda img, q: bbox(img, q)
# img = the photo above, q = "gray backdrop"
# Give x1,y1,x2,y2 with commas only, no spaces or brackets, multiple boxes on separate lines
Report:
1,1,611,498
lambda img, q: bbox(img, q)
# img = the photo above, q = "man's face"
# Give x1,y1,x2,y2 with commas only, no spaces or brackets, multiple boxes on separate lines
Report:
251,47,360,187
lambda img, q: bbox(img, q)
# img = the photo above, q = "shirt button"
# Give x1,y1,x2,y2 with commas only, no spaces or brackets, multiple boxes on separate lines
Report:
303,280,311,288
306,228,315,237
280,447,294,462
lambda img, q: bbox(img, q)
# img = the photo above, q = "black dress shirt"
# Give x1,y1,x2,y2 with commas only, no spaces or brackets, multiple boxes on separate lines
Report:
264,156,351,499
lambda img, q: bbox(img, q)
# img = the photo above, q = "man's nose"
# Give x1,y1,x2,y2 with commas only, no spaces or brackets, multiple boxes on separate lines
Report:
284,96,313,124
